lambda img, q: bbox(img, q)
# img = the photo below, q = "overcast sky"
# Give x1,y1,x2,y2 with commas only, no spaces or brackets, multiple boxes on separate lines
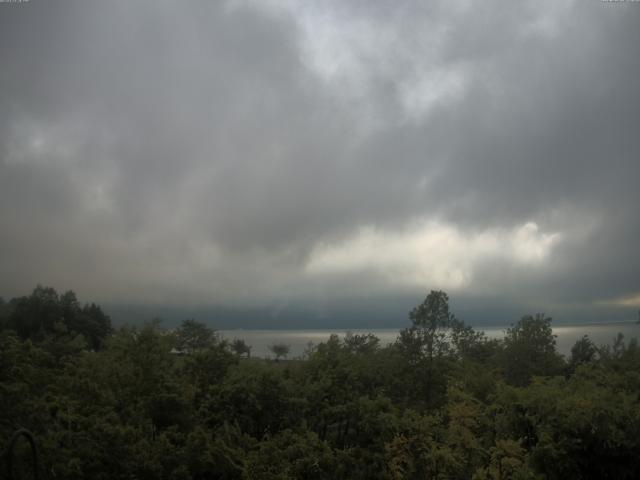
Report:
1,0,639,325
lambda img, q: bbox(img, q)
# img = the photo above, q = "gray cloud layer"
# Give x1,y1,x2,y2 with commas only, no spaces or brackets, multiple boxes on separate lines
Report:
1,0,639,321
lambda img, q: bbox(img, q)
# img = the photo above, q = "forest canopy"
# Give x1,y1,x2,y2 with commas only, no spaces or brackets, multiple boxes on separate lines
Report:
1,287,639,479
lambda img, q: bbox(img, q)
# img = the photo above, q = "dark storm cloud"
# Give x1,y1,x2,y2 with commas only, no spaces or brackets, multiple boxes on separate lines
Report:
1,0,639,318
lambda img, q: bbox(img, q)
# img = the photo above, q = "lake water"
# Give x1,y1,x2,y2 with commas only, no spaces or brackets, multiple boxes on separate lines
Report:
219,322,640,359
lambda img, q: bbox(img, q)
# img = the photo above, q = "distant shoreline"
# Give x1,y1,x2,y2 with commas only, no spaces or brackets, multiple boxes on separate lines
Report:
218,322,640,359
220,320,639,332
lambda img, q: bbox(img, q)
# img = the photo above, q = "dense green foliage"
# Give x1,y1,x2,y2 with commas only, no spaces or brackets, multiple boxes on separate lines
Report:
1,288,639,479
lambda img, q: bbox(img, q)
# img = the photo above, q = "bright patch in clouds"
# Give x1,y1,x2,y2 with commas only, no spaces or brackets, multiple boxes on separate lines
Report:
399,65,469,123
306,221,560,290
599,293,640,308
258,0,469,127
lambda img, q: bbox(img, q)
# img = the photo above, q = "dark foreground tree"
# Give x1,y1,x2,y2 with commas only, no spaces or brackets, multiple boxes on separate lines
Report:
405,290,456,360
502,313,564,386
568,334,597,373
268,343,291,361
231,338,252,358
174,318,217,354
395,290,489,409
6,285,111,349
